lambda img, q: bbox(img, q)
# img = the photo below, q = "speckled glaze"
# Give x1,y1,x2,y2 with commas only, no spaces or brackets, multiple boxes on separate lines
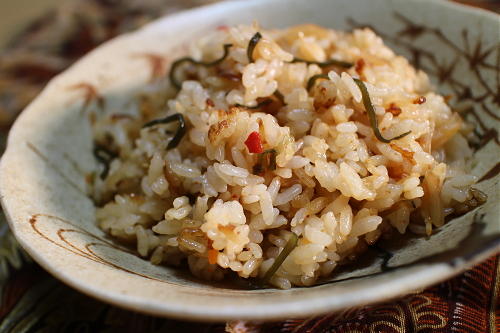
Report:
0,0,498,321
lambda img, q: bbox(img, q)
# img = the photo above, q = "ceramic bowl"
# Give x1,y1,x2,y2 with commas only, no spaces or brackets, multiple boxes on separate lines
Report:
1,0,498,321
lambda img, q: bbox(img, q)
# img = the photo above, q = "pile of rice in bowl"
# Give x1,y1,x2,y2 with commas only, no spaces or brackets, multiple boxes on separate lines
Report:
92,23,487,289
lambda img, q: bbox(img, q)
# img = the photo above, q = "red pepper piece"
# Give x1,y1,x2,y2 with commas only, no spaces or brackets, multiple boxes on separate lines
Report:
245,131,263,153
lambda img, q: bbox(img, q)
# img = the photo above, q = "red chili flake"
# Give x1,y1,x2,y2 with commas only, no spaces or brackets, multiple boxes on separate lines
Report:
244,131,264,153
413,96,426,104
206,98,215,107
355,58,366,74
386,103,402,116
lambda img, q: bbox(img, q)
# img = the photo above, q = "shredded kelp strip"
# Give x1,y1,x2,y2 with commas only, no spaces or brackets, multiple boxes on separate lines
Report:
291,57,353,69
236,91,286,109
143,113,186,149
253,149,277,174
247,32,288,105
93,145,116,179
307,73,330,91
354,78,411,143
169,44,233,89
266,149,277,170
261,233,298,286
247,32,262,63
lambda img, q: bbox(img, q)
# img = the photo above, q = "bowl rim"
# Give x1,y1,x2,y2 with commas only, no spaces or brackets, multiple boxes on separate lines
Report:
1,0,499,321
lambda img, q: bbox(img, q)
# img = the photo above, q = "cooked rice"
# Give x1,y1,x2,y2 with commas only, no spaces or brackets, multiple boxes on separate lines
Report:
91,23,483,289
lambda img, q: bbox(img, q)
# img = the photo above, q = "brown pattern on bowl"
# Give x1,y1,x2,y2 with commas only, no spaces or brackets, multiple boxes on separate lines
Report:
0,0,498,321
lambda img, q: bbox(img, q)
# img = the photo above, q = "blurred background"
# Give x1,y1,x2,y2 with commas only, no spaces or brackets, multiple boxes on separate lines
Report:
0,1,497,332
0,0,498,48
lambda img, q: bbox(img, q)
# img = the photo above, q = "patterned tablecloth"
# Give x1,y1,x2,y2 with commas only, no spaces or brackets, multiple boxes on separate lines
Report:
0,1,498,332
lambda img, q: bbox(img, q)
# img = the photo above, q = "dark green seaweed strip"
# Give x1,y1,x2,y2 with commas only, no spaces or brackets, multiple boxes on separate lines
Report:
253,161,263,174
253,149,277,174
247,32,262,63
267,149,277,170
353,78,411,143
306,73,330,91
291,57,353,68
93,145,116,179
261,233,298,286
169,44,233,90
245,30,351,69
143,113,186,150
236,91,286,110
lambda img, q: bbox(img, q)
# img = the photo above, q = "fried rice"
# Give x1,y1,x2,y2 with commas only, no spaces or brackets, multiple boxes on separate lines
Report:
91,23,486,289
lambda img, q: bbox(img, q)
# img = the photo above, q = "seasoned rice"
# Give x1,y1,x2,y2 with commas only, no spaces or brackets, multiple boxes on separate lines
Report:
91,23,486,289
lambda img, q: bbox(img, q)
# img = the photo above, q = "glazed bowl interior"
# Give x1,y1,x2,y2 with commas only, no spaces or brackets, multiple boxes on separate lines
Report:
0,0,498,321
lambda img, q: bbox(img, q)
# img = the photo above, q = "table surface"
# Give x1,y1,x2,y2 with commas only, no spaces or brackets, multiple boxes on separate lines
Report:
0,1,498,332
